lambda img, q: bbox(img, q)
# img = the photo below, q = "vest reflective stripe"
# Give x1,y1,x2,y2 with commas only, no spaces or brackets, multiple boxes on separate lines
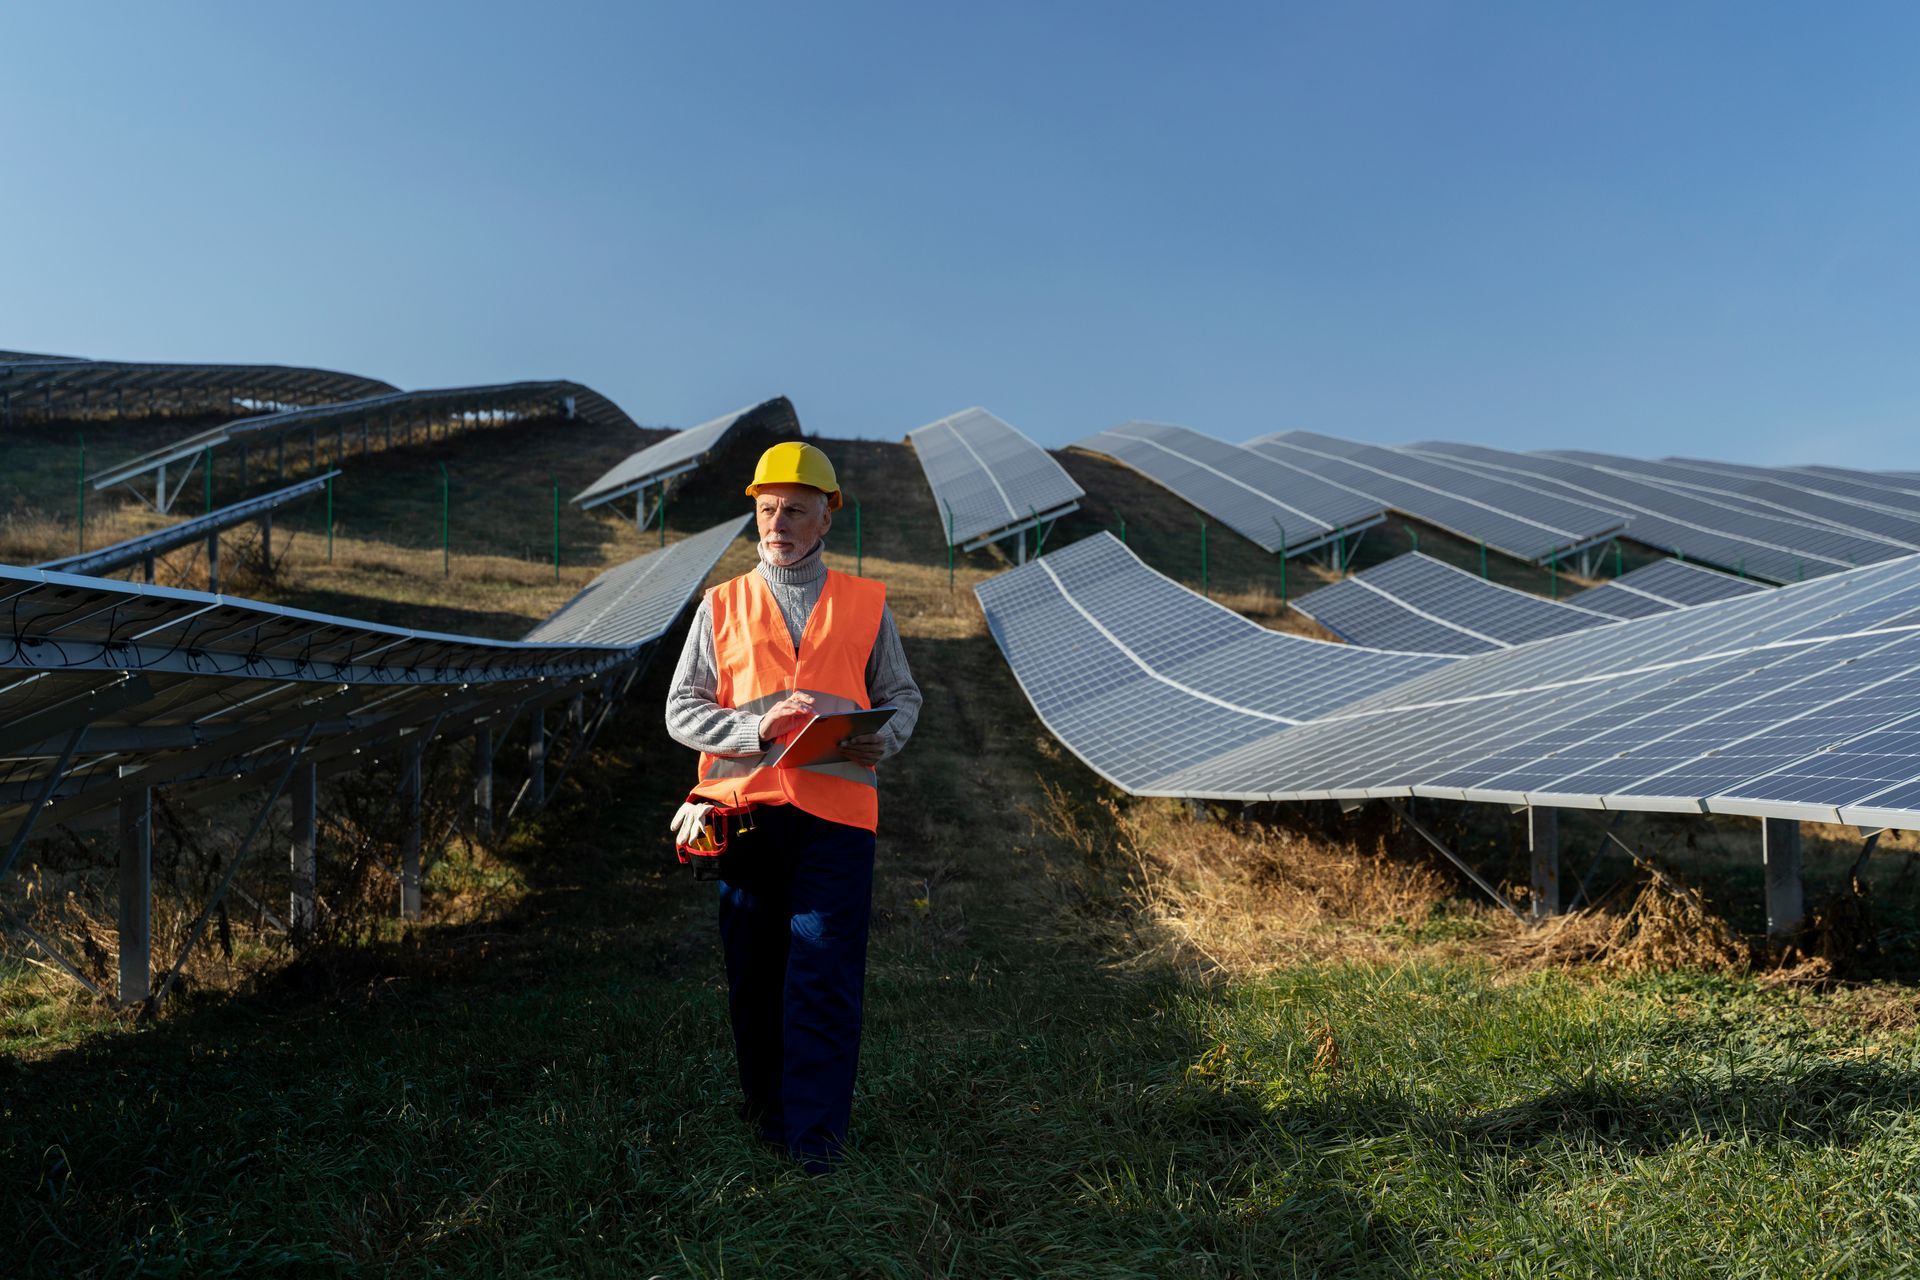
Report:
690,568,886,830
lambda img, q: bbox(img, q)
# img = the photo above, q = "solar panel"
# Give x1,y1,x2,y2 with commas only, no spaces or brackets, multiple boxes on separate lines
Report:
524,516,748,648
1,358,395,424
92,381,642,508
1661,456,1920,519
906,408,1085,548
1072,422,1385,555
36,472,339,579
1571,557,1768,619
1249,431,1626,564
973,534,1454,793
573,397,798,511
1138,552,1920,831
1291,553,1614,654
1407,441,1903,583
1541,449,1920,548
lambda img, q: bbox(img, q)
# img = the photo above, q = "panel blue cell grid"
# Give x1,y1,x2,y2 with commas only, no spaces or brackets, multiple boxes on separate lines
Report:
1662,456,1920,521
524,515,748,648
1405,441,1903,584
973,533,1455,793
1138,551,1920,831
36,472,340,579
1540,449,1920,549
1072,421,1385,556
1571,558,1768,620
1,358,396,426
1291,553,1615,654
1248,431,1625,564
573,396,799,511
907,408,1085,548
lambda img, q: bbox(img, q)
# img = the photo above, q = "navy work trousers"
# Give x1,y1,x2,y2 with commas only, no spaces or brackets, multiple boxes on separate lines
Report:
716,803,876,1172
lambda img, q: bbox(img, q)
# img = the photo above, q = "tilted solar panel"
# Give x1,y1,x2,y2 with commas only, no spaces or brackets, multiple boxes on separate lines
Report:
1407,441,1901,583
1541,449,1920,548
1143,552,1920,829
906,408,1084,548
524,516,748,648
973,534,1454,793
1292,553,1613,654
573,397,799,510
1250,431,1625,563
36,473,339,578
1073,422,1384,555
1570,558,1768,619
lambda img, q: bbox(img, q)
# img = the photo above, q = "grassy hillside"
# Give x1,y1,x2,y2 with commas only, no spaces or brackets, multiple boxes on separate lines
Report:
2,418,1919,1276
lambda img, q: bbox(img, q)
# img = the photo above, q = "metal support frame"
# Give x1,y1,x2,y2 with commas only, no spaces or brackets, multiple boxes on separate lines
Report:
526,709,547,811
149,724,315,1011
1385,799,1526,922
1528,806,1560,920
958,502,1081,554
1762,817,1804,936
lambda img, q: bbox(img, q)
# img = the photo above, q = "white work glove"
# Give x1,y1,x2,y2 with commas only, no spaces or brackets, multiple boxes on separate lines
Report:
670,801,714,848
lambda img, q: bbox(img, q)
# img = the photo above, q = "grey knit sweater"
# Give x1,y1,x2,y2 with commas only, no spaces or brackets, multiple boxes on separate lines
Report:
664,538,922,761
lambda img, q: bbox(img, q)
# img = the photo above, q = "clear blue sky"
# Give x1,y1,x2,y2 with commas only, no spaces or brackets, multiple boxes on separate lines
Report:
8,2,1920,466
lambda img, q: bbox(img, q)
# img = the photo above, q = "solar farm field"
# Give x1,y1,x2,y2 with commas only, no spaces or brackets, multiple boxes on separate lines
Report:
4,423,1920,1277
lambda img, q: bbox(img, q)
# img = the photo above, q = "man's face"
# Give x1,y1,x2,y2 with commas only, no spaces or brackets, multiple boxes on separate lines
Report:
755,483,831,566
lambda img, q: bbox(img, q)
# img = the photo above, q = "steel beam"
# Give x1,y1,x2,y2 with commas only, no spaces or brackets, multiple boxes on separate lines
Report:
117,786,151,1004
289,756,317,933
1529,806,1560,920
528,710,546,809
472,728,493,840
400,739,423,919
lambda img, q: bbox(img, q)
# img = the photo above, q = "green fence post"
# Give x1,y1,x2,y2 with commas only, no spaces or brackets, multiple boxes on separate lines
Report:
551,476,560,583
1548,551,1558,599
855,501,863,576
1403,523,1418,553
1613,540,1624,577
75,435,85,555
1200,519,1208,597
1273,519,1287,606
326,473,334,564
1119,515,1127,546
1478,540,1487,579
1796,557,1804,582
1031,506,1050,556
945,501,954,589
440,462,450,578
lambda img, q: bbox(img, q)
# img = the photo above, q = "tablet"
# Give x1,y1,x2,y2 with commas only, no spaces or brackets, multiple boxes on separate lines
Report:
768,706,899,770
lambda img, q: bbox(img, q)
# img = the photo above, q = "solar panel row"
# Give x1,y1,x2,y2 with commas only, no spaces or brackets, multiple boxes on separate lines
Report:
907,408,1084,548
979,533,1920,830
1,358,397,424
1407,440,1901,583
1291,553,1613,654
574,397,799,511
35,472,339,581
1073,421,1385,555
1571,557,1767,619
1250,431,1626,563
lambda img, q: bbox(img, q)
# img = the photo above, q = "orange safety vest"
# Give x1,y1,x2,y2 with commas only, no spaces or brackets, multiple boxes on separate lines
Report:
688,567,887,831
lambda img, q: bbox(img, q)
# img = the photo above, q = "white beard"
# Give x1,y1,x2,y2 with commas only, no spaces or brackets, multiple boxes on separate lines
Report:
759,537,817,568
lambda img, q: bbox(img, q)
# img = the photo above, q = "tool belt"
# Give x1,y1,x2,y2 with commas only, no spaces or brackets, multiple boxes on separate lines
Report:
674,803,759,882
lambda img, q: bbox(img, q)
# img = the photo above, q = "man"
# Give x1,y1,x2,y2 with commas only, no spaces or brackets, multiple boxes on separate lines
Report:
664,440,921,1174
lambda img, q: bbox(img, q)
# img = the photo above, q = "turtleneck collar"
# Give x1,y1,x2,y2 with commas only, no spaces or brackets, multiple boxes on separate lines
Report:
757,537,827,586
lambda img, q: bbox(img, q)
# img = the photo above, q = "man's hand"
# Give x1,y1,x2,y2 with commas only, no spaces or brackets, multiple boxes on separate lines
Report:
758,692,816,744
838,732,885,767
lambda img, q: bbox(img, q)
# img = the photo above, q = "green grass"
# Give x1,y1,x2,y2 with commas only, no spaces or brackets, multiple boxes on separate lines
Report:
3,422,1920,1275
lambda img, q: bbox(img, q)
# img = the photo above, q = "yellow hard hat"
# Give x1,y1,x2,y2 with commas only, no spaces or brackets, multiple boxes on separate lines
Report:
745,441,842,510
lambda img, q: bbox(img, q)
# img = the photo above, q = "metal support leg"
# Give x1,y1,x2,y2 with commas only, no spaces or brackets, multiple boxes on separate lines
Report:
1529,806,1560,920
289,756,317,933
1763,818,1804,936
472,728,493,840
156,462,169,514
142,554,155,584
401,741,423,919
117,787,151,1005
206,530,220,593
528,711,546,810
